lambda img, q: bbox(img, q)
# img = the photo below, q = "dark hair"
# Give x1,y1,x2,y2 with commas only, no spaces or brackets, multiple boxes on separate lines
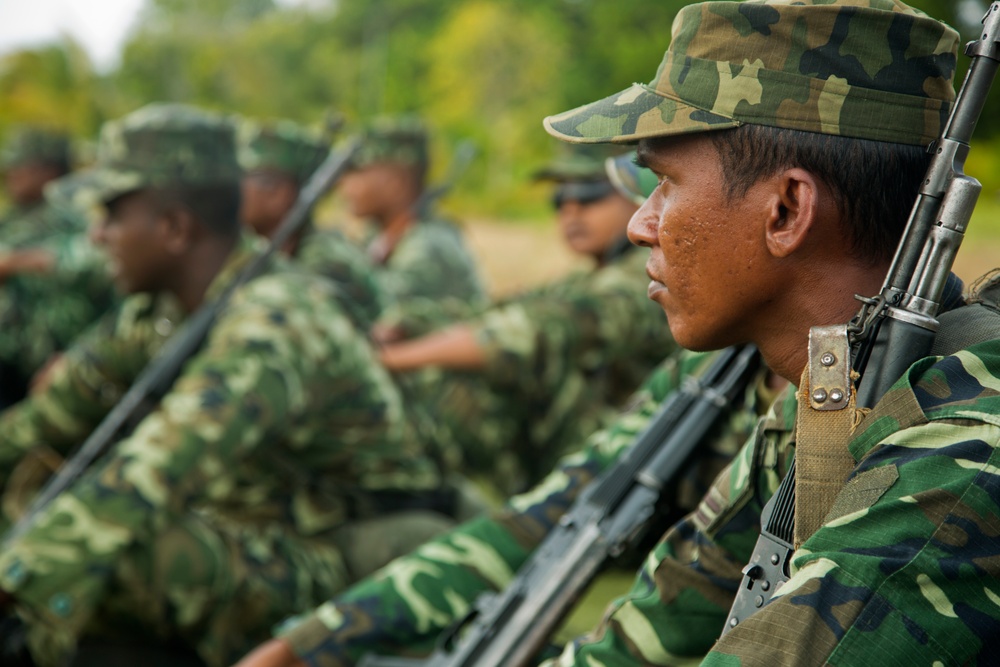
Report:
709,124,931,265
46,157,71,177
150,182,242,237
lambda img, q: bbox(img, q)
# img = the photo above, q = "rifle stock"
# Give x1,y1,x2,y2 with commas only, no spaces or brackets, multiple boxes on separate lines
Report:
3,138,361,549
360,344,761,667
724,2,1000,633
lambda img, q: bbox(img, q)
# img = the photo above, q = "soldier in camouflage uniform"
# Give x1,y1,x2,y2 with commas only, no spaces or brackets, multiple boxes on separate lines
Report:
235,348,783,667
378,146,674,493
0,104,452,667
539,1,997,664
238,120,383,329
243,1,1000,665
341,116,486,311
0,127,117,407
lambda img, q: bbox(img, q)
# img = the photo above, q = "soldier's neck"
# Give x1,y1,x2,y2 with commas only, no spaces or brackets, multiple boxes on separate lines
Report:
171,234,240,313
370,209,416,264
753,260,889,386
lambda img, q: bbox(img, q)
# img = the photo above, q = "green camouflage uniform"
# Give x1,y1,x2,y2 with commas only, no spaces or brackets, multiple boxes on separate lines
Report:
353,117,486,309
542,281,1000,667
0,128,117,401
423,238,673,492
0,105,446,667
278,349,779,665
389,150,674,493
536,1,1000,665
294,227,383,330
238,120,384,330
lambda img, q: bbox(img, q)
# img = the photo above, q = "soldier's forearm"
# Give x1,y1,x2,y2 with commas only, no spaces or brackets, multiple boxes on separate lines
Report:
379,325,486,372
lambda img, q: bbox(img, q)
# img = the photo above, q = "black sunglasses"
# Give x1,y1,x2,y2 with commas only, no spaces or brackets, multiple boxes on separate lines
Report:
552,182,615,210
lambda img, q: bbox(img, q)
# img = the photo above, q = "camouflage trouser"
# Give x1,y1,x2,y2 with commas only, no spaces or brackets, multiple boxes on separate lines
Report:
5,481,454,667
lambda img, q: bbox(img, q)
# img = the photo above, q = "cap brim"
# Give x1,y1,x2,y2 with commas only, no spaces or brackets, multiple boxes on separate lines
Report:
543,83,740,145
46,168,146,208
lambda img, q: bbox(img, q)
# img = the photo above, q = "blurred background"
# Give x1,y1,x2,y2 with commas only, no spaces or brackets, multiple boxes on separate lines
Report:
1,0,998,290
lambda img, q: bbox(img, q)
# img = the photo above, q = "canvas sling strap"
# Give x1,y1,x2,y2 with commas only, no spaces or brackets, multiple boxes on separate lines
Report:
793,269,1000,548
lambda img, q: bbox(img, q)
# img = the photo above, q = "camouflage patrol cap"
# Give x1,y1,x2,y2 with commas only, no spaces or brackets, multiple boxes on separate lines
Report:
0,126,72,170
78,103,241,204
351,115,429,169
238,119,329,185
605,152,659,206
533,144,623,182
544,0,960,147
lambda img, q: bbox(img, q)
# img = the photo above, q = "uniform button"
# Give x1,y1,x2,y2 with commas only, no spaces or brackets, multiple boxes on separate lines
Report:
154,318,174,337
49,593,73,617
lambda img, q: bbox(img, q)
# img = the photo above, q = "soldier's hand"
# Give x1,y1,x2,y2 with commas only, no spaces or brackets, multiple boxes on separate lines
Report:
371,322,407,345
233,638,306,667
0,250,56,281
29,353,65,395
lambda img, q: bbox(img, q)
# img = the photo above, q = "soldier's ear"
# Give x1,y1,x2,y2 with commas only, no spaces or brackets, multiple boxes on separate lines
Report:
158,204,198,255
763,168,821,259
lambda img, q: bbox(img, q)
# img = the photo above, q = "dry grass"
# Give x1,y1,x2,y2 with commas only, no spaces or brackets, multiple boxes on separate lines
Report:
460,217,1000,297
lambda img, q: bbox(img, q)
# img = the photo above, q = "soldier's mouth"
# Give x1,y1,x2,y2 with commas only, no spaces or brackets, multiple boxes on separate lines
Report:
647,279,667,301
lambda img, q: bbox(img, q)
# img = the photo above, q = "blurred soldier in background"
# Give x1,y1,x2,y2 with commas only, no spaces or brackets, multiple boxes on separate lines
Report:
377,147,675,494
238,120,383,329
0,127,117,407
235,345,784,667
341,116,486,311
0,104,452,667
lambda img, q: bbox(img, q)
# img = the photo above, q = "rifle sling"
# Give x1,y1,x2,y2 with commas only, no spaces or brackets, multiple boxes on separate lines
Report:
793,326,860,548
793,273,1000,547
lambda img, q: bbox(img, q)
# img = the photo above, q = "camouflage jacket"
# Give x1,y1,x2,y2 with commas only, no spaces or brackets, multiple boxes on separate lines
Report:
0,235,441,644
279,349,777,666
294,225,383,330
545,340,1000,665
421,246,676,490
0,201,117,384
366,217,486,309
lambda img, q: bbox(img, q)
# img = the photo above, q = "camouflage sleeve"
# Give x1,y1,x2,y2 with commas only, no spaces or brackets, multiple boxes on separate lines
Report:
543,386,798,667
294,231,384,331
0,230,117,379
0,280,336,636
278,354,702,667
704,345,1000,666
0,295,175,472
376,222,486,307
470,253,672,396
552,344,1000,667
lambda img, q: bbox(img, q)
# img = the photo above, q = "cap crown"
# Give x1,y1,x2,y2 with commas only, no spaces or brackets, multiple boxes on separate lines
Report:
353,116,429,169
238,120,329,185
1,126,71,169
545,0,960,146
534,144,624,182
98,103,241,187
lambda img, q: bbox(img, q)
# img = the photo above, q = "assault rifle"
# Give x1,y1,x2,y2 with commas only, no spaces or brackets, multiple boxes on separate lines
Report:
361,344,762,667
724,3,1000,632
2,138,361,549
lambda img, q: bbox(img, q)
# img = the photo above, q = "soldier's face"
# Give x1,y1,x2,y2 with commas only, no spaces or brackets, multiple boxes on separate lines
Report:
240,170,298,239
3,162,60,206
628,133,774,351
340,163,416,221
93,189,175,295
556,190,637,261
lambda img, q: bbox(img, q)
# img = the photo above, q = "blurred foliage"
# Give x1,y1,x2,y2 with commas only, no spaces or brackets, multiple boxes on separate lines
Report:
0,0,998,220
